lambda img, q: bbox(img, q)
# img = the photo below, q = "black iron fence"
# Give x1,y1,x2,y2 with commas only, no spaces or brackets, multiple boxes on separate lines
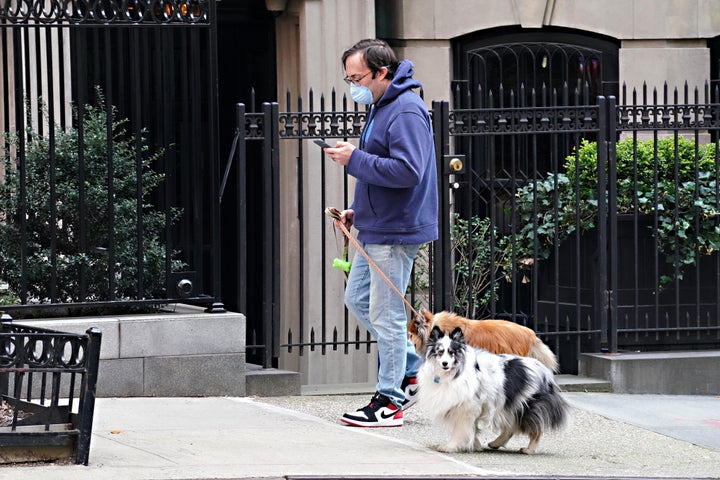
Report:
445,82,720,371
239,82,720,373
0,0,223,316
0,318,101,465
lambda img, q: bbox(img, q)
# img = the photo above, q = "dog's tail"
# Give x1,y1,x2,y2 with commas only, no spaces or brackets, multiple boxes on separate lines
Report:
529,339,559,373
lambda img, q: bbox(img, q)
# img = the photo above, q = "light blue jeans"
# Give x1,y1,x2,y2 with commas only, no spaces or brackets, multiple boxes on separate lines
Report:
344,242,423,408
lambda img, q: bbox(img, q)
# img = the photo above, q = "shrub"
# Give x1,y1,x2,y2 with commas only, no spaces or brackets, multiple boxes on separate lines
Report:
450,214,510,318
0,88,183,304
512,136,720,285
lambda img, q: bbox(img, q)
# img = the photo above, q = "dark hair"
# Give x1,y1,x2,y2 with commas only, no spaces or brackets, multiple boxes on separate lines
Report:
342,38,398,79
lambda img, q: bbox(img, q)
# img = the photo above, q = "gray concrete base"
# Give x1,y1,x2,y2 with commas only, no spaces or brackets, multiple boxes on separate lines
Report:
20,305,250,397
579,350,720,394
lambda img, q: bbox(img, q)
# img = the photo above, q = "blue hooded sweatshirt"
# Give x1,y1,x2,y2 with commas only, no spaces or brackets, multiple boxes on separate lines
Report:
346,60,438,245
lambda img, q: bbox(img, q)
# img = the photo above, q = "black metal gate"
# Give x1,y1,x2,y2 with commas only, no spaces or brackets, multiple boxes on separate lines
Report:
432,87,608,373
437,82,720,372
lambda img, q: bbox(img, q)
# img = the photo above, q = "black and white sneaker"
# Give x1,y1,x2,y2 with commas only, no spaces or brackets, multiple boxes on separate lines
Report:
400,376,419,411
340,392,403,427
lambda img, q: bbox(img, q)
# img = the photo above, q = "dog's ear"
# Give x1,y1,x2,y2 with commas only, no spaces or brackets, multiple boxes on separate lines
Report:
414,309,431,337
422,308,434,324
408,314,418,335
429,325,444,342
449,326,465,343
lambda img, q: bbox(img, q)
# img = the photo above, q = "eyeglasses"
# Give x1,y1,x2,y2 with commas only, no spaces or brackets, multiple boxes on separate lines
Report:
343,71,372,86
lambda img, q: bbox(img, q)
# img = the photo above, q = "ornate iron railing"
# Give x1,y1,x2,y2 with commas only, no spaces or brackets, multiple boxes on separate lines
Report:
237,82,720,373
617,82,720,131
0,318,102,465
0,0,210,25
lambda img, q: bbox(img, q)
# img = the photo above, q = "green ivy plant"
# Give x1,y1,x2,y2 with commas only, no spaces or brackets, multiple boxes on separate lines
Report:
511,136,720,286
0,88,183,304
412,214,509,319
450,214,509,318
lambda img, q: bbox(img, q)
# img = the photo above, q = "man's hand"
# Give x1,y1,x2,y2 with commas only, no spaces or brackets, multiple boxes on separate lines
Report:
335,209,354,230
323,141,356,166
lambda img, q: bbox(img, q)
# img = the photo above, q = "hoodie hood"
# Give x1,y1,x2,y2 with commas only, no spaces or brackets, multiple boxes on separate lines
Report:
377,60,422,108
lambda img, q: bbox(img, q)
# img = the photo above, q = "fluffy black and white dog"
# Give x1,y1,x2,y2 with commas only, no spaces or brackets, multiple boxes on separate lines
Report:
418,325,569,454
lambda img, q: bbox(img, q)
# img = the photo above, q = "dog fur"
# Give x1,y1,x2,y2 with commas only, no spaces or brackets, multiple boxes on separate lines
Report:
409,309,558,372
417,325,569,454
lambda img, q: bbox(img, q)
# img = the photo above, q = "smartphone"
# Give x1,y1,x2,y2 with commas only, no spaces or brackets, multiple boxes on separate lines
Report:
314,139,332,149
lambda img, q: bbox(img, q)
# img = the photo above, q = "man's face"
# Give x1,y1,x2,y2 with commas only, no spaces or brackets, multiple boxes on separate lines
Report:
344,51,387,103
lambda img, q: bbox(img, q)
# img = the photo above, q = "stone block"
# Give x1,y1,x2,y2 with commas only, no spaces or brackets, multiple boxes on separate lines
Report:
96,358,145,397
15,317,120,360
245,367,301,397
143,353,246,397
119,313,245,358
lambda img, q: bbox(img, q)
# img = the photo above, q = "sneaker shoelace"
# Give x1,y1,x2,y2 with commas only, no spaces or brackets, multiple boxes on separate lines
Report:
360,394,388,413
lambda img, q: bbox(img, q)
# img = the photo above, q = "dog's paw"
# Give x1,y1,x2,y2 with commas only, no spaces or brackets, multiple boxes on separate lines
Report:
519,447,536,455
436,444,459,453
436,443,472,453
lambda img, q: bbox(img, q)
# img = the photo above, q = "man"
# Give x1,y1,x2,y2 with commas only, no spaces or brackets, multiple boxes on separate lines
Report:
323,39,438,427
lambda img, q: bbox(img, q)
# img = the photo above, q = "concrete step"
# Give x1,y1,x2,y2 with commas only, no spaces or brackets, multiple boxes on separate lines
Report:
579,350,720,394
556,374,612,392
245,364,302,396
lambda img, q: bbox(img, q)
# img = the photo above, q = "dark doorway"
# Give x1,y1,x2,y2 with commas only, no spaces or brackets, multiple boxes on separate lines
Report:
711,35,720,143
216,0,276,362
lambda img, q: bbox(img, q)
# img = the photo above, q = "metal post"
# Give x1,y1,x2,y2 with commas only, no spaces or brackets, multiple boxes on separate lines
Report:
206,0,225,313
270,102,281,364
261,102,280,368
0,314,11,396
432,100,452,311
75,327,102,465
596,96,609,350
237,103,248,314
607,96,619,353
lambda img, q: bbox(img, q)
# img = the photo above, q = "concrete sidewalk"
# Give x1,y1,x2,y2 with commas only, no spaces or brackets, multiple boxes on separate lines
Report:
0,393,719,480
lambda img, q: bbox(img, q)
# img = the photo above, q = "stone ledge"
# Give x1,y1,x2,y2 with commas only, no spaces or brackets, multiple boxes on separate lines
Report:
579,350,720,394
19,305,248,397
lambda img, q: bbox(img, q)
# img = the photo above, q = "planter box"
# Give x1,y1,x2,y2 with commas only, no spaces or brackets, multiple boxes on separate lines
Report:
536,214,720,373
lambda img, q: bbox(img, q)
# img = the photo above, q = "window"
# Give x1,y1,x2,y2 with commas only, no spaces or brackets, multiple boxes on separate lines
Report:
449,29,620,233
453,29,619,107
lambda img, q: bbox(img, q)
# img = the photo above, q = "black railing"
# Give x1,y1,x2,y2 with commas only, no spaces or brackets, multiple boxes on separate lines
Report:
0,318,102,465
0,0,211,24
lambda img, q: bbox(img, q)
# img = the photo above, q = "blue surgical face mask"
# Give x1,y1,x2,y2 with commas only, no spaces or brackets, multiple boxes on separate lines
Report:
350,84,374,105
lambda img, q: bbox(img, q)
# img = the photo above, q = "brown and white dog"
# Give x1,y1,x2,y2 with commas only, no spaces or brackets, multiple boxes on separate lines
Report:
409,309,558,372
